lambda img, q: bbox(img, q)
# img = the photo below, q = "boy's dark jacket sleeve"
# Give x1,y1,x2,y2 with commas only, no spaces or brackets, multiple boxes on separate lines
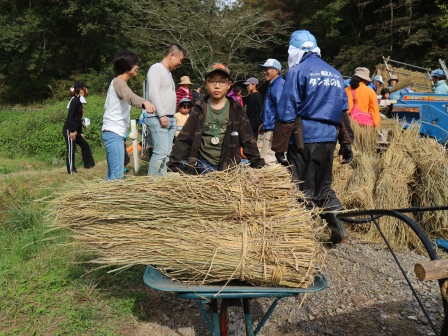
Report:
239,108,265,168
168,105,200,172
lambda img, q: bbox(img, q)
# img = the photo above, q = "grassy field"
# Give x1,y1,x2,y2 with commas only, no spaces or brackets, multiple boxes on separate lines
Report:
0,157,155,335
0,99,151,335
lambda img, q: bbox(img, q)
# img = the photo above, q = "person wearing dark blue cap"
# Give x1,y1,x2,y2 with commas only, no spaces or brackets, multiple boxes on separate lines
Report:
273,30,354,245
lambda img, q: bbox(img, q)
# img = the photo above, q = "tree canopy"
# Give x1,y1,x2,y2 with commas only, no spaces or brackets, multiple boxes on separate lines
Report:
0,0,447,103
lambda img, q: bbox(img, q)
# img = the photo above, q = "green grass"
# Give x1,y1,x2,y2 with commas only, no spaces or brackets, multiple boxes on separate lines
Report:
0,96,154,335
0,154,149,335
0,171,150,335
0,94,140,168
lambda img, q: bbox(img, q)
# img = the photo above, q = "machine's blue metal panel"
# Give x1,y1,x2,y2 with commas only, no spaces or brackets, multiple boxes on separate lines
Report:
391,93,448,145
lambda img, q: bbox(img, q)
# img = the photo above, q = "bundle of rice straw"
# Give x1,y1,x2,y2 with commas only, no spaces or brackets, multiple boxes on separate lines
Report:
405,137,448,238
342,152,378,212
365,123,418,247
376,64,433,93
51,165,322,288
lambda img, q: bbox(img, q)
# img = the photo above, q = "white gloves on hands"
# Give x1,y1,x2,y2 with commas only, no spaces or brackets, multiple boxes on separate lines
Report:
128,130,138,140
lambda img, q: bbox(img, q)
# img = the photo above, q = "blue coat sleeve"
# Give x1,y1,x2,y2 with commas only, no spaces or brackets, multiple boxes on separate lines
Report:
367,82,377,92
278,69,300,123
262,77,285,130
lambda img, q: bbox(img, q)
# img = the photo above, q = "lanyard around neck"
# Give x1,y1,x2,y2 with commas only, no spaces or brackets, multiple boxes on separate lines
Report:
208,100,227,138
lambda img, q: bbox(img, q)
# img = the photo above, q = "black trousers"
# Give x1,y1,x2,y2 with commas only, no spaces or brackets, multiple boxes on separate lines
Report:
287,142,343,212
63,129,95,173
252,127,260,141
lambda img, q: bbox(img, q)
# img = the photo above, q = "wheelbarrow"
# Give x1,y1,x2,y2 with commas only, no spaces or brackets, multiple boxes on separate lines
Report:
143,265,327,336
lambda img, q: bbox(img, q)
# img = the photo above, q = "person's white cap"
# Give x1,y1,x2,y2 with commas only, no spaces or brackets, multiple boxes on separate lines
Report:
258,59,282,71
372,75,384,84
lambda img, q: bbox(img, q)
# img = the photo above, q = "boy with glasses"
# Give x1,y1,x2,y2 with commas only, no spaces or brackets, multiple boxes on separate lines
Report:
168,63,264,174
258,59,284,166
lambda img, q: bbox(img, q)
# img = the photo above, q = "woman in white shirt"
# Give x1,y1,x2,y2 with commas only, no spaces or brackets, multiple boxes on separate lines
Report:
102,51,155,180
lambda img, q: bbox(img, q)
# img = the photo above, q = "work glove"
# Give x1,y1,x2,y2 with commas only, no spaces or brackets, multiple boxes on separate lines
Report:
338,144,353,164
128,130,138,141
275,152,289,166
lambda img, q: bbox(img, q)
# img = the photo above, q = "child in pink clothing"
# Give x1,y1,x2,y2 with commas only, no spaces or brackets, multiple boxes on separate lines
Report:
227,86,244,106
176,76,193,109
174,98,192,137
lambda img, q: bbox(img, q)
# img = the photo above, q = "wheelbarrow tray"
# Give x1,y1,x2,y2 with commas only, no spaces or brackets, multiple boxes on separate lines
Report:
143,265,327,335
143,265,327,299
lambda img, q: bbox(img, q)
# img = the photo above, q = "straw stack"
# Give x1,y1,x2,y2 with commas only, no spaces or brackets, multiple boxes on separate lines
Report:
376,64,433,93
51,165,322,288
405,137,448,238
365,123,418,247
334,117,448,250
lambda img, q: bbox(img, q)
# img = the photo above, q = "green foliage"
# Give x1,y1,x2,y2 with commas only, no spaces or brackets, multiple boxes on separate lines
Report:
0,95,109,165
107,0,291,82
0,0,135,102
0,0,447,103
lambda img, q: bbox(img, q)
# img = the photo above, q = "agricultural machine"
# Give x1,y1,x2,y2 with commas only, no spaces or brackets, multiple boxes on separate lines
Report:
391,92,448,145
382,58,448,146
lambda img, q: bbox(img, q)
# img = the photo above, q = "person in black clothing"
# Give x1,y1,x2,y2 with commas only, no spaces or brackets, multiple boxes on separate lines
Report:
62,81,95,174
243,77,263,140
192,83,203,105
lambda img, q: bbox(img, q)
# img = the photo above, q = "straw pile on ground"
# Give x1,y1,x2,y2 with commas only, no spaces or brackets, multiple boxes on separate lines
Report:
333,118,448,250
51,165,322,288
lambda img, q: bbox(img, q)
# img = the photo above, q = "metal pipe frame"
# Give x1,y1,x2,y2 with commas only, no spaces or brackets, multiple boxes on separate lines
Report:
337,206,448,336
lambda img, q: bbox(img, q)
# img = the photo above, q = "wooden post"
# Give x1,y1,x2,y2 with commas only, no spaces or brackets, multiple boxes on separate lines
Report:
131,119,140,173
414,259,448,281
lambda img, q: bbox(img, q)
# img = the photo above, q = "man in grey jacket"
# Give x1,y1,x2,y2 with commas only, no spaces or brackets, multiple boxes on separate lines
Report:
146,44,185,176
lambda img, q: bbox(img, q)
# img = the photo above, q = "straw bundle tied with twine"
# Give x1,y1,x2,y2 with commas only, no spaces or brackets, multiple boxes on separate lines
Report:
406,138,448,238
366,123,417,246
334,118,448,250
51,165,323,288
375,64,433,93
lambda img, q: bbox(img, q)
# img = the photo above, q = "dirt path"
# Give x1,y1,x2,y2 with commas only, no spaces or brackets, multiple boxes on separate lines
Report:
131,235,446,336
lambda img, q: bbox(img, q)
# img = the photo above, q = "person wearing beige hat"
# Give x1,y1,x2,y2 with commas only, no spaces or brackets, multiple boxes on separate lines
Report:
345,67,380,127
176,75,193,108
387,74,403,100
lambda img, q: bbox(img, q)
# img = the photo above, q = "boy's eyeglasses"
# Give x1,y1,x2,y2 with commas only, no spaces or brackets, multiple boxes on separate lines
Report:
206,80,229,86
180,104,192,109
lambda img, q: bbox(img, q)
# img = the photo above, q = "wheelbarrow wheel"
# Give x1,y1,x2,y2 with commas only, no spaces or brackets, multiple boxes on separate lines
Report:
220,298,247,336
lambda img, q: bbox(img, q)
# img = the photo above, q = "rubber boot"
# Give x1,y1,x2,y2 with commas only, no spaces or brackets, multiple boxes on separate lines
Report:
324,212,348,244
